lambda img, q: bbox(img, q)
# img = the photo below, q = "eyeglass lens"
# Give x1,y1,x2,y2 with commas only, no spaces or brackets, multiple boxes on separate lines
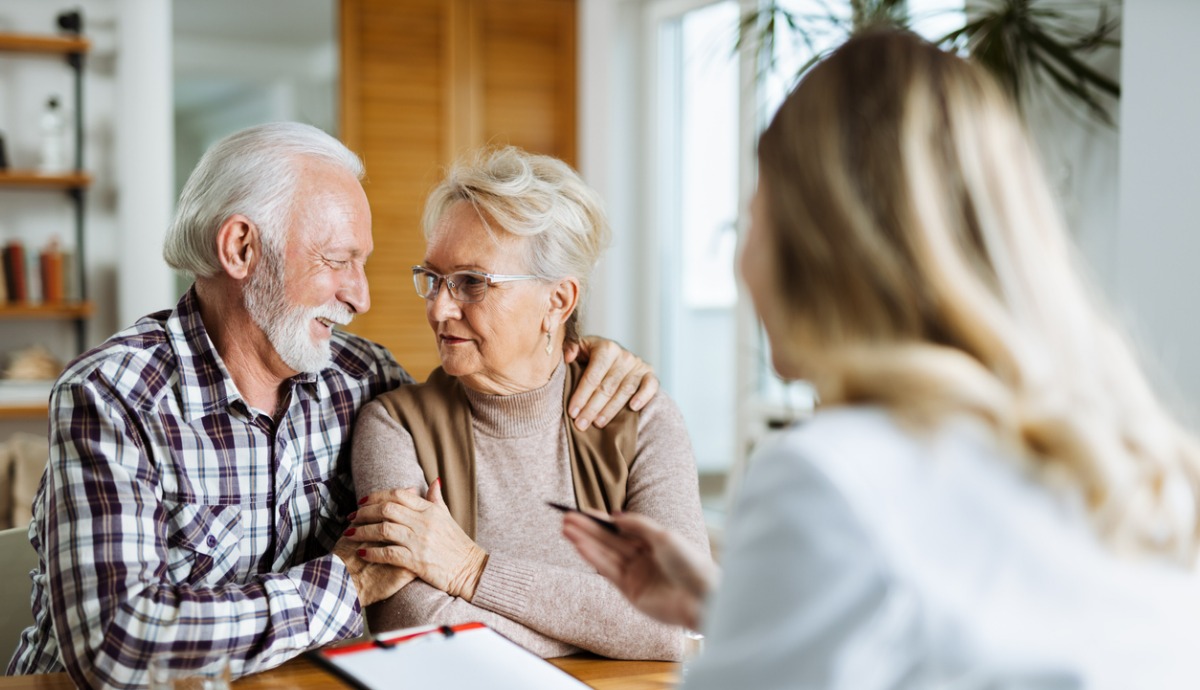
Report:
413,269,488,302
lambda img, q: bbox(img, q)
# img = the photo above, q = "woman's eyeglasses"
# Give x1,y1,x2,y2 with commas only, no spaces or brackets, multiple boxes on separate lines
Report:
411,266,540,303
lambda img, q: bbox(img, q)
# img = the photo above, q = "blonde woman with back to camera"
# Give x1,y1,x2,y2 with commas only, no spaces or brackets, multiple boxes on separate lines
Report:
564,29,1200,689
346,146,710,660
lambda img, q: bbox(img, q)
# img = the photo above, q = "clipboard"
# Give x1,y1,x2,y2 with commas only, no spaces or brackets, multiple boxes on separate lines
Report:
311,622,592,689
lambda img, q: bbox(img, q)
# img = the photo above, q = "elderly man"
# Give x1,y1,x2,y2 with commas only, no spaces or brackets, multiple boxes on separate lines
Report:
7,123,655,688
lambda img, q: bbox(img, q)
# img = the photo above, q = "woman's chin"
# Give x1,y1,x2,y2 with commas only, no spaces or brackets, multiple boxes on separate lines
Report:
438,355,476,378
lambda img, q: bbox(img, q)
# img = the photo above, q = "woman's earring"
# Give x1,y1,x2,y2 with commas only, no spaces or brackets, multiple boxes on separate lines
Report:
545,330,554,355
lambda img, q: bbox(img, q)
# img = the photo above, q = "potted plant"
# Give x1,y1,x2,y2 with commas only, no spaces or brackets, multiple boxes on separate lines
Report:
739,0,1121,123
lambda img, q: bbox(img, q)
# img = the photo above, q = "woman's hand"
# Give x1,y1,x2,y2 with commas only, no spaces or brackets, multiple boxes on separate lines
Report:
348,480,489,600
565,336,659,431
562,511,718,631
332,537,417,606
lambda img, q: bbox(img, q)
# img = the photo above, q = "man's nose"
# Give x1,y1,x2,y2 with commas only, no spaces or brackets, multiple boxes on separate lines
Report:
339,263,371,314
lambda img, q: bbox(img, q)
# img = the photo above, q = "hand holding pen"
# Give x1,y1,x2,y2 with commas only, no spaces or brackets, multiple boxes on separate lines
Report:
559,509,719,631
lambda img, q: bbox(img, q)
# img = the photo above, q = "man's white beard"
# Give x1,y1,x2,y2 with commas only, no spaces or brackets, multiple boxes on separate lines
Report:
244,247,353,374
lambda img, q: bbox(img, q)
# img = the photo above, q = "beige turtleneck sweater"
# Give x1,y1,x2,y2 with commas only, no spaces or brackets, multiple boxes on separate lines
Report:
350,361,709,660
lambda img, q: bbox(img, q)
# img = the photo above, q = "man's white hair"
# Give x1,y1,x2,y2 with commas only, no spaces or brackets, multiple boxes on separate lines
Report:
163,122,364,278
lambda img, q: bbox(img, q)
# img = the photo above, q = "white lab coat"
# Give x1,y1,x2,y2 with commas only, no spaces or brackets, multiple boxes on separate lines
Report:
683,406,1200,689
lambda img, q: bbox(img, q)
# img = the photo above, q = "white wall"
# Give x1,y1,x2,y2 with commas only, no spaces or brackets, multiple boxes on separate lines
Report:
578,0,646,355
115,0,174,327
1117,0,1200,420
0,0,174,340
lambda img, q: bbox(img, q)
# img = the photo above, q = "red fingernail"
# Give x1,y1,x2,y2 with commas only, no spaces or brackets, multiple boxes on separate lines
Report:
435,477,442,486
347,511,358,521
358,496,369,505
357,549,366,557
343,527,356,536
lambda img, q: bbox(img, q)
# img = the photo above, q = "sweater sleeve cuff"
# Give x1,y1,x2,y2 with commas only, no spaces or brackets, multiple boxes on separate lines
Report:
470,554,537,620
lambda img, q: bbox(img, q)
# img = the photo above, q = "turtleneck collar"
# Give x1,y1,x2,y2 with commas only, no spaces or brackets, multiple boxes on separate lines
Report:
463,360,566,438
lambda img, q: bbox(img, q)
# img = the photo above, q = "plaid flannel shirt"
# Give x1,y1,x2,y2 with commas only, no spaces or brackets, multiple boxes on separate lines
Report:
7,288,411,688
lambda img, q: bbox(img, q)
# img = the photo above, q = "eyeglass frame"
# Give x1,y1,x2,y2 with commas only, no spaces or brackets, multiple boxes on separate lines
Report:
411,265,542,303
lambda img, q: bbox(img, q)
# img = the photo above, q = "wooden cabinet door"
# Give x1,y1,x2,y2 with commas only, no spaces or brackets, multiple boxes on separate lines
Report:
340,0,577,381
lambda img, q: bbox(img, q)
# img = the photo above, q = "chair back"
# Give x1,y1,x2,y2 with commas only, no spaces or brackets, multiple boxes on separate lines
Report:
0,525,37,666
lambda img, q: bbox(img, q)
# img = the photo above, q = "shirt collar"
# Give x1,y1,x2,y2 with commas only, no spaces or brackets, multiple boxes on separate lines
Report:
166,287,249,421
166,287,372,421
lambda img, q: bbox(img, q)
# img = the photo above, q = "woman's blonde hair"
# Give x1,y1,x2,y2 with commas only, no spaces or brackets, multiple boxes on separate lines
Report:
423,146,611,342
757,29,1200,564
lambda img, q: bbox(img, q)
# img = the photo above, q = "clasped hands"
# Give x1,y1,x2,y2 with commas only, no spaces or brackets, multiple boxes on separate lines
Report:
343,480,489,602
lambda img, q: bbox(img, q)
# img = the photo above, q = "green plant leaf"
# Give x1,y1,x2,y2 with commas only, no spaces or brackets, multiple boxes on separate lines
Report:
738,0,1120,125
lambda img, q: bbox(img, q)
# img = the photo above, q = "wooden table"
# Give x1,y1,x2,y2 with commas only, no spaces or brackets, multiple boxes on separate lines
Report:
0,654,678,690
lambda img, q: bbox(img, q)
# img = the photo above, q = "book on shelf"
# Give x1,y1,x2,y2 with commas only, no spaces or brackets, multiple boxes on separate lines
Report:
0,239,75,306
3,241,26,303
40,240,65,303
61,246,78,303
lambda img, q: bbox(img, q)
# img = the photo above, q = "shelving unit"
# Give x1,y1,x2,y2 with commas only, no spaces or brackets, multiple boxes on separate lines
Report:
0,170,92,189
0,402,51,421
0,21,90,420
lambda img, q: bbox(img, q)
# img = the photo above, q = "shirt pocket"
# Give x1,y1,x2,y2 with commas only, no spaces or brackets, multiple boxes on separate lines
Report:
295,479,343,551
165,502,243,586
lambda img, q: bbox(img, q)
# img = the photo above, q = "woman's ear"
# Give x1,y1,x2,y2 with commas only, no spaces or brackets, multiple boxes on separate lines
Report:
544,277,580,332
215,214,260,280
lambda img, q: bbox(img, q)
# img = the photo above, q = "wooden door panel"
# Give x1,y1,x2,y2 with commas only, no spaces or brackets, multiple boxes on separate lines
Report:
341,0,576,381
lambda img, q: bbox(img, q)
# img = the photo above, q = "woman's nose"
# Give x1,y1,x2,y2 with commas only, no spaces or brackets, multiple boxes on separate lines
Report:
428,280,461,320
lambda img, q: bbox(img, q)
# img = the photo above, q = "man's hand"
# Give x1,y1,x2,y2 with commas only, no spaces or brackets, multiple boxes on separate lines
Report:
332,537,415,607
564,336,659,430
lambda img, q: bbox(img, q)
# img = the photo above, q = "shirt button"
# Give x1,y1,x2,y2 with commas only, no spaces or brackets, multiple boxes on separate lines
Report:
206,535,217,548
279,505,288,517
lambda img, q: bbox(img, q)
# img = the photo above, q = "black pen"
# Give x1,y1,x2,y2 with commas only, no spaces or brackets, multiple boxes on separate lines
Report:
547,501,619,534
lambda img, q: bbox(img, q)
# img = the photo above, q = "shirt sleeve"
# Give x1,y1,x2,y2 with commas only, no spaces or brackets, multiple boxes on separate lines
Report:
352,393,710,661
680,433,921,690
43,379,364,689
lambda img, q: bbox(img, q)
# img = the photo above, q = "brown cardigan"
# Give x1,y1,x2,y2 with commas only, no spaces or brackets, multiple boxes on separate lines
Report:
370,360,638,538
351,360,710,659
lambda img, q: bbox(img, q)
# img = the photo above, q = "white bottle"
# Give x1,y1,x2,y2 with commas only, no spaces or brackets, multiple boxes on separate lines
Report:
38,96,69,173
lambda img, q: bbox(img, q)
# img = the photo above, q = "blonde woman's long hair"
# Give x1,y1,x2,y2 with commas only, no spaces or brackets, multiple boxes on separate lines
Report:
757,29,1200,565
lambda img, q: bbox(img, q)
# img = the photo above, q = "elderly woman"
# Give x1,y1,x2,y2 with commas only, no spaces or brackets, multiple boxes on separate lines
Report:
345,146,710,660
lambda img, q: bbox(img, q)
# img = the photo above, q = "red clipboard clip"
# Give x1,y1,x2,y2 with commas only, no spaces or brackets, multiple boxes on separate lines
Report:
325,622,486,657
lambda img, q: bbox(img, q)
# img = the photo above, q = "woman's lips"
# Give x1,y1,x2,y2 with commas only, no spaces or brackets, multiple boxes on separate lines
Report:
440,335,469,345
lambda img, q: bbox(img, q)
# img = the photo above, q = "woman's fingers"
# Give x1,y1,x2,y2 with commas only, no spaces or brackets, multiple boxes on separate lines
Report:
344,519,416,546
563,521,632,582
609,511,668,541
351,492,432,525
356,543,418,570
359,488,433,511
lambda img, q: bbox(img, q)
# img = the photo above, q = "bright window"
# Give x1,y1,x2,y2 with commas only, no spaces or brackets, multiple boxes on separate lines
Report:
634,0,965,478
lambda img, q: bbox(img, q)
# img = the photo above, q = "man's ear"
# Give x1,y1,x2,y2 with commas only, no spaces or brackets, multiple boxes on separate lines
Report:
215,214,260,280
544,277,580,332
